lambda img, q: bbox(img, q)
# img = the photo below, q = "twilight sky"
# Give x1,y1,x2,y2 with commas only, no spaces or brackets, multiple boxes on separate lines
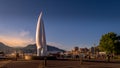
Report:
0,0,120,50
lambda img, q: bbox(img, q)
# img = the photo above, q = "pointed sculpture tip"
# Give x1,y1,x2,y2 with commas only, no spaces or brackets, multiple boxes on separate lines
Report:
40,11,42,16
38,11,43,20
38,11,42,19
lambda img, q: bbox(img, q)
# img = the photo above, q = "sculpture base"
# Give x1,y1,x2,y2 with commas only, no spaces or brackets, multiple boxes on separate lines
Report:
24,56,57,60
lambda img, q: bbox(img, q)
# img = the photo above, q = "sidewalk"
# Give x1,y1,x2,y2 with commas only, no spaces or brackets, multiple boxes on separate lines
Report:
1,60,42,68
0,60,120,68
0,60,11,67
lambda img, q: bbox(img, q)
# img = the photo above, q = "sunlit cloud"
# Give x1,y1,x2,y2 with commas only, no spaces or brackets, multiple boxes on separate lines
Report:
19,30,30,37
0,30,35,47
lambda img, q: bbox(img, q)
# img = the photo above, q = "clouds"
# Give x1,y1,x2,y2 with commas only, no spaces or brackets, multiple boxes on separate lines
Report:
20,30,30,37
0,30,35,47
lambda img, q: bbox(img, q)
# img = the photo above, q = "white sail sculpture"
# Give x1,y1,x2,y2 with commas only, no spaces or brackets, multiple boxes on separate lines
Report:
36,12,47,56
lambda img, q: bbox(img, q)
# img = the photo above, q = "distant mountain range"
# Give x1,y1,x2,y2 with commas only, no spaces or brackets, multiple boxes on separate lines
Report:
0,42,14,54
0,42,65,54
22,44,65,54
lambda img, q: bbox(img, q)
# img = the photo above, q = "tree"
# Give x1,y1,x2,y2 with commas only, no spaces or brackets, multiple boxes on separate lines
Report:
114,35,120,54
99,32,120,54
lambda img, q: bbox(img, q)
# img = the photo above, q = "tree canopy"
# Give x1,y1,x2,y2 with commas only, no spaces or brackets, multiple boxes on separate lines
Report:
99,32,120,54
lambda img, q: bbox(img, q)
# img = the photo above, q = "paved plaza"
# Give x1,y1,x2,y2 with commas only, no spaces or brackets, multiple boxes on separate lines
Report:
0,60,120,68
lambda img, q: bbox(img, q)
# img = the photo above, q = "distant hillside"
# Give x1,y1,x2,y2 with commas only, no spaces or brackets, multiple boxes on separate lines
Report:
22,44,65,54
22,44,37,54
0,42,14,54
0,42,65,54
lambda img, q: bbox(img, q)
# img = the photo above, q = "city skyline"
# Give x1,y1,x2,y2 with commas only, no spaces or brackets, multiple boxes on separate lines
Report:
0,0,120,50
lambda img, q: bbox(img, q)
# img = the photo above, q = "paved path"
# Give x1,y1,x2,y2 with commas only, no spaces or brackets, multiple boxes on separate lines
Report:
0,60,43,68
0,60,120,68
45,60,120,68
0,60,11,68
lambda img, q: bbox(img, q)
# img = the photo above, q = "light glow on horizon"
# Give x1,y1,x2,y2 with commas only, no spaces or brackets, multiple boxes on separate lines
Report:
0,31,35,47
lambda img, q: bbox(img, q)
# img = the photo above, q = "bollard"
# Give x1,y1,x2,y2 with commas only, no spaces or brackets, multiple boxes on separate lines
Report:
80,56,83,64
44,57,47,67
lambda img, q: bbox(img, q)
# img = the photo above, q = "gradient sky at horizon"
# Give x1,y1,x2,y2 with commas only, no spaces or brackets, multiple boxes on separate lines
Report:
0,0,120,50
